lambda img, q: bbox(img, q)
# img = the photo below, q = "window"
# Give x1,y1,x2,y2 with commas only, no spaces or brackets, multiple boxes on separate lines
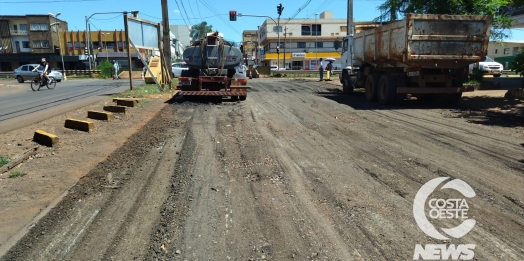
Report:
315,42,323,48
32,40,49,48
340,26,347,32
495,49,498,54
22,41,30,48
30,23,49,31
312,25,321,36
301,24,321,36
504,48,510,54
297,42,306,48
13,25,17,30
301,25,311,36
19,24,27,31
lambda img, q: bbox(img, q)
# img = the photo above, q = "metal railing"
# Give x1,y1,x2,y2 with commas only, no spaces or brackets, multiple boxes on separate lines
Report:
10,30,28,36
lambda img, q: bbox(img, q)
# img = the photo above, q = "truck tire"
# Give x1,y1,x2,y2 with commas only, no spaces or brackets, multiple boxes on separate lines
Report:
378,74,397,105
365,73,380,102
342,72,355,95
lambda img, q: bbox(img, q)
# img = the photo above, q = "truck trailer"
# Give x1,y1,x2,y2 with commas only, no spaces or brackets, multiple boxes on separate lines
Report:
177,31,251,100
339,14,493,104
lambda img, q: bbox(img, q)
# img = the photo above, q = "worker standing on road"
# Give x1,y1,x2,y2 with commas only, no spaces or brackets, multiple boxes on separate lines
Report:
318,58,324,81
326,61,333,81
113,60,120,80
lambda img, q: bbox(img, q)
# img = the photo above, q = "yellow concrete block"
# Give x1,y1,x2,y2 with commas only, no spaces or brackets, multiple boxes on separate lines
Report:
64,118,94,132
103,105,128,113
87,110,113,121
112,98,140,103
33,130,59,147
116,99,137,107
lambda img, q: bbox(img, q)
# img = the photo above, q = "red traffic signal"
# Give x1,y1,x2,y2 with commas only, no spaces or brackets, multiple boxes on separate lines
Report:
229,11,237,21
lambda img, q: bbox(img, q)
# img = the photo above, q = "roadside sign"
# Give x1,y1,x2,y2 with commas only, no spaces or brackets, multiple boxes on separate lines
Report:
273,26,282,33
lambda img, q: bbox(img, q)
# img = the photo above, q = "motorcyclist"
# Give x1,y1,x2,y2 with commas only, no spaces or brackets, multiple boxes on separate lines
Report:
32,57,50,83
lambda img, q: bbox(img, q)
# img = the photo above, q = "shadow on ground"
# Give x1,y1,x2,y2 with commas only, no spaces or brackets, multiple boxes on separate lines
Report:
317,87,524,128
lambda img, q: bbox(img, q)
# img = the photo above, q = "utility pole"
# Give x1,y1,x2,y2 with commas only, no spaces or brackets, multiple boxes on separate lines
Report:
161,0,171,67
283,26,287,70
124,12,133,90
276,3,283,70
348,0,354,74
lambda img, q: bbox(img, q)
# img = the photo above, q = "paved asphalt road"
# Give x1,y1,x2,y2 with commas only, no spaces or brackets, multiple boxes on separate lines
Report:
0,78,144,134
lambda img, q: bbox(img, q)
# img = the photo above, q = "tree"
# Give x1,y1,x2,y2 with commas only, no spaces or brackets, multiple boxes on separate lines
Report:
190,21,213,42
374,0,514,41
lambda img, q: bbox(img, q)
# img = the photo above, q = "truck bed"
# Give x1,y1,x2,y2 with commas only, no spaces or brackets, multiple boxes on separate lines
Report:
354,14,493,69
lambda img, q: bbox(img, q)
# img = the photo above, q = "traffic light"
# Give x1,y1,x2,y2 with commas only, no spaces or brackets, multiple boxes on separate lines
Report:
334,39,341,51
229,10,237,21
240,44,244,53
84,47,88,55
277,3,284,16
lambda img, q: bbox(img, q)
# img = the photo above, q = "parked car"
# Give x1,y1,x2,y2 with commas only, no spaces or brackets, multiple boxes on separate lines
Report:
171,62,188,77
13,64,63,83
469,56,503,77
270,65,286,71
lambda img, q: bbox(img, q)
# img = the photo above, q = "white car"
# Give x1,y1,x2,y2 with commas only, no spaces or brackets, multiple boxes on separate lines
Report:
13,64,63,83
270,65,286,71
469,56,503,77
172,62,188,77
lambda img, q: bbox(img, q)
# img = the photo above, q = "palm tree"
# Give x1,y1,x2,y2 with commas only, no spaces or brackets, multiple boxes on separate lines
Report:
190,21,213,42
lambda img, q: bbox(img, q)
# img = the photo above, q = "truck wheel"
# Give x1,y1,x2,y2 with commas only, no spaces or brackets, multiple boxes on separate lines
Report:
239,96,247,101
365,73,380,102
378,74,397,105
342,72,355,95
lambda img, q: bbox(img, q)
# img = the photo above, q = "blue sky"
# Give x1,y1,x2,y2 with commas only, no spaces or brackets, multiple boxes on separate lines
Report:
2,0,524,42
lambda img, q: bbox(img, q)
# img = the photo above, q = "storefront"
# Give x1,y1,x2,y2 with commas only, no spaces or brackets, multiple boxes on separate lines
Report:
262,51,341,70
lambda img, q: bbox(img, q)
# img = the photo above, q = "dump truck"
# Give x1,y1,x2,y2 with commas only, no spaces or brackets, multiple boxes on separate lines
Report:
339,14,493,104
177,31,250,100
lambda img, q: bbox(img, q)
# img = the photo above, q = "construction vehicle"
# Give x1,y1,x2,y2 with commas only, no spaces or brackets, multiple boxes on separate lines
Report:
339,14,493,104
177,31,250,100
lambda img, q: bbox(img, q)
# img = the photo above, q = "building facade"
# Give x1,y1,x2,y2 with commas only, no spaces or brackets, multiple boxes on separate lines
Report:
486,41,524,69
242,30,258,65
169,24,191,48
258,11,346,70
0,15,68,71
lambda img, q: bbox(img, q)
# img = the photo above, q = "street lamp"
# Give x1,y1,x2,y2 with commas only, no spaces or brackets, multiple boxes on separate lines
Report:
85,11,137,77
315,13,319,67
101,32,110,61
50,12,66,80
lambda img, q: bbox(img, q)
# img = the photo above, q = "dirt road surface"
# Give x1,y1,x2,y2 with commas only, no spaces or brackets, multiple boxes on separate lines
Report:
2,78,523,260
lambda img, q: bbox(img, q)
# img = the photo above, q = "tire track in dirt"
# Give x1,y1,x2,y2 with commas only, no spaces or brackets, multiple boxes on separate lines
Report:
1,105,191,261
248,79,524,259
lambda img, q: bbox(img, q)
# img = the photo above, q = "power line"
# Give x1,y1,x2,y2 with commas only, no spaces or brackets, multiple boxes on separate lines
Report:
287,0,335,32
195,0,203,24
186,0,199,24
174,0,191,31
179,0,193,26
0,0,101,2
200,0,241,36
